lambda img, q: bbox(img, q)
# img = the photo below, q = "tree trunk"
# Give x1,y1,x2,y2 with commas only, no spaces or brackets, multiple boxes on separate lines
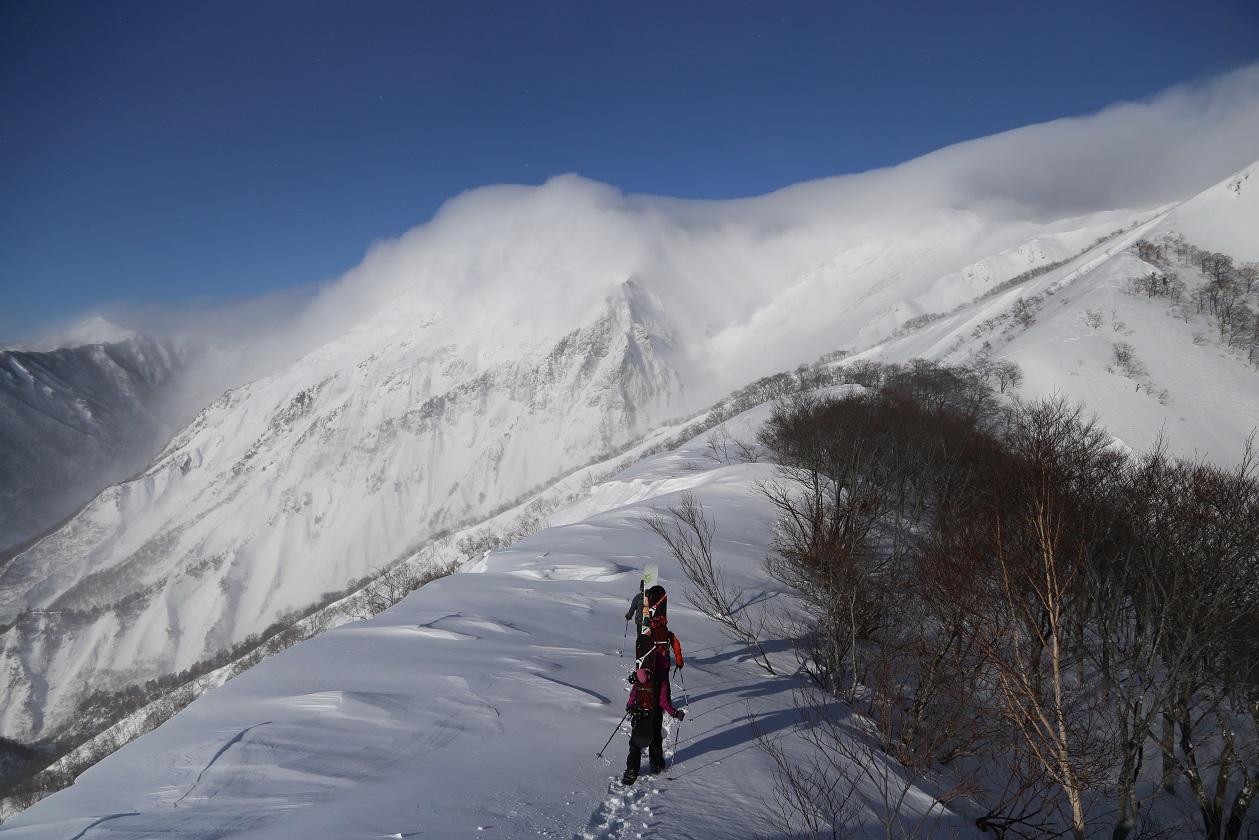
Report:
1159,706,1176,795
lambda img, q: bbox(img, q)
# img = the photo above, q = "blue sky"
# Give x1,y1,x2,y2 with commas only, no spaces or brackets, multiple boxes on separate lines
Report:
2,1,1258,343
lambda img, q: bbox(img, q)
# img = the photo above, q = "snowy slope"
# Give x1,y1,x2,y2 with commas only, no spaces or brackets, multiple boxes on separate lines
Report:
2,143,1256,756
0,279,683,742
0,330,187,555
853,161,1259,465
1164,164,1259,261
0,192,1108,743
2,158,1257,835
0,402,980,840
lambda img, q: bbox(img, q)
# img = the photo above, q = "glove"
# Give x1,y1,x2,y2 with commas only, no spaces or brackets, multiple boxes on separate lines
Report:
675,710,685,722
674,662,684,672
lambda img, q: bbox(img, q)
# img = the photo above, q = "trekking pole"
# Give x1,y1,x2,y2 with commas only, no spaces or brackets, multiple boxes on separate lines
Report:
667,671,688,778
596,711,630,759
668,720,682,777
675,667,690,707
621,618,629,656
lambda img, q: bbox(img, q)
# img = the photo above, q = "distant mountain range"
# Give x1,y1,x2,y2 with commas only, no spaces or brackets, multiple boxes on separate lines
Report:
0,328,190,559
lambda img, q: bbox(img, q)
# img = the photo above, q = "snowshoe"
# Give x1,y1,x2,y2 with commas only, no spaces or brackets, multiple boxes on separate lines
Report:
621,769,638,786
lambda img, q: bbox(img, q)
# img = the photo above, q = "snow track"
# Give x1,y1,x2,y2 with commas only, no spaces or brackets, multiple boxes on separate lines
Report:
4,434,813,838
580,713,689,840
580,775,662,839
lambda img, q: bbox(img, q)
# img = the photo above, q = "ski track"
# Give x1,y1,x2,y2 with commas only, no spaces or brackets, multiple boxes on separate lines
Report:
62,812,142,840
195,722,272,784
172,721,273,805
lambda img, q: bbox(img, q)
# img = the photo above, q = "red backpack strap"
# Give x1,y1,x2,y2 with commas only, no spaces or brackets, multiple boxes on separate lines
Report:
633,655,658,710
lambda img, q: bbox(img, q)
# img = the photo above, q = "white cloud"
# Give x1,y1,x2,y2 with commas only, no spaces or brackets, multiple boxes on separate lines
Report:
50,63,1259,410
899,61,1259,218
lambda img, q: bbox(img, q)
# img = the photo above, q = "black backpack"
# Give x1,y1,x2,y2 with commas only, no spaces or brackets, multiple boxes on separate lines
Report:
630,633,659,745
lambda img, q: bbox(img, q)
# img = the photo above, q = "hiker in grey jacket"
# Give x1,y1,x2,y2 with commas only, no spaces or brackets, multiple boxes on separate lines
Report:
624,581,644,633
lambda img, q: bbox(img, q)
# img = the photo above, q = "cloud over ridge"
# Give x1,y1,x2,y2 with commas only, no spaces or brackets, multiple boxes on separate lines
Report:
90,62,1259,407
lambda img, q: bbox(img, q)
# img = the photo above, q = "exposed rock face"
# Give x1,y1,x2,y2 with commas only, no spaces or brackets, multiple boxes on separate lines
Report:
0,335,187,557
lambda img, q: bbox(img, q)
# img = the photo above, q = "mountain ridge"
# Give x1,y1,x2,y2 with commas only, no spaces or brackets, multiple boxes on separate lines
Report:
0,279,685,740
1,154,1255,746
0,333,190,557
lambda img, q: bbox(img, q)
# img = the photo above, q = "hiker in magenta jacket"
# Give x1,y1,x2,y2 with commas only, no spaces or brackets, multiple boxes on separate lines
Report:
622,647,685,785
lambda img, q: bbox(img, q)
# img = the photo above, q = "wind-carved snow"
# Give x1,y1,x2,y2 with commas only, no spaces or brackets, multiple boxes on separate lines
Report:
0,403,975,839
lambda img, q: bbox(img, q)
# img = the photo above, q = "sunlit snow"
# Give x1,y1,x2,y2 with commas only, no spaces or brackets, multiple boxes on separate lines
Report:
1,97,1257,836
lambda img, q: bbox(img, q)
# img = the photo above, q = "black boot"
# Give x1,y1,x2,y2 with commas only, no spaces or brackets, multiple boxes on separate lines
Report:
621,769,638,785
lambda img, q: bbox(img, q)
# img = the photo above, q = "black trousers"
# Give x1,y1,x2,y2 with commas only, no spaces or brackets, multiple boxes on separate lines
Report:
626,708,665,775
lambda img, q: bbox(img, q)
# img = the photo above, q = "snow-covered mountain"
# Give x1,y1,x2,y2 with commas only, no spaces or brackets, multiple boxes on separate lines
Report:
0,404,832,839
4,300,1256,837
852,162,1259,466
0,327,189,557
0,147,1255,764
0,275,686,741
0,106,1256,832
4,317,140,353
2,119,1259,775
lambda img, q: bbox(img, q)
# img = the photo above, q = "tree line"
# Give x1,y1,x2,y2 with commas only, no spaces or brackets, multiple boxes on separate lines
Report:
752,361,1258,839
1132,235,1259,367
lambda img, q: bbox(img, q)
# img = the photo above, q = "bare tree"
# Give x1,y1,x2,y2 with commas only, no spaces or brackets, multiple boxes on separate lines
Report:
1111,342,1146,378
993,360,1025,394
1138,442,1259,840
755,686,979,839
757,390,916,697
342,558,459,621
643,492,776,674
918,397,1128,840
704,423,735,464
748,362,1259,839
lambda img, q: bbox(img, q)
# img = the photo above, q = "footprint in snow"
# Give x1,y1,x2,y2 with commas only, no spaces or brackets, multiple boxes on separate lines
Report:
576,774,660,839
